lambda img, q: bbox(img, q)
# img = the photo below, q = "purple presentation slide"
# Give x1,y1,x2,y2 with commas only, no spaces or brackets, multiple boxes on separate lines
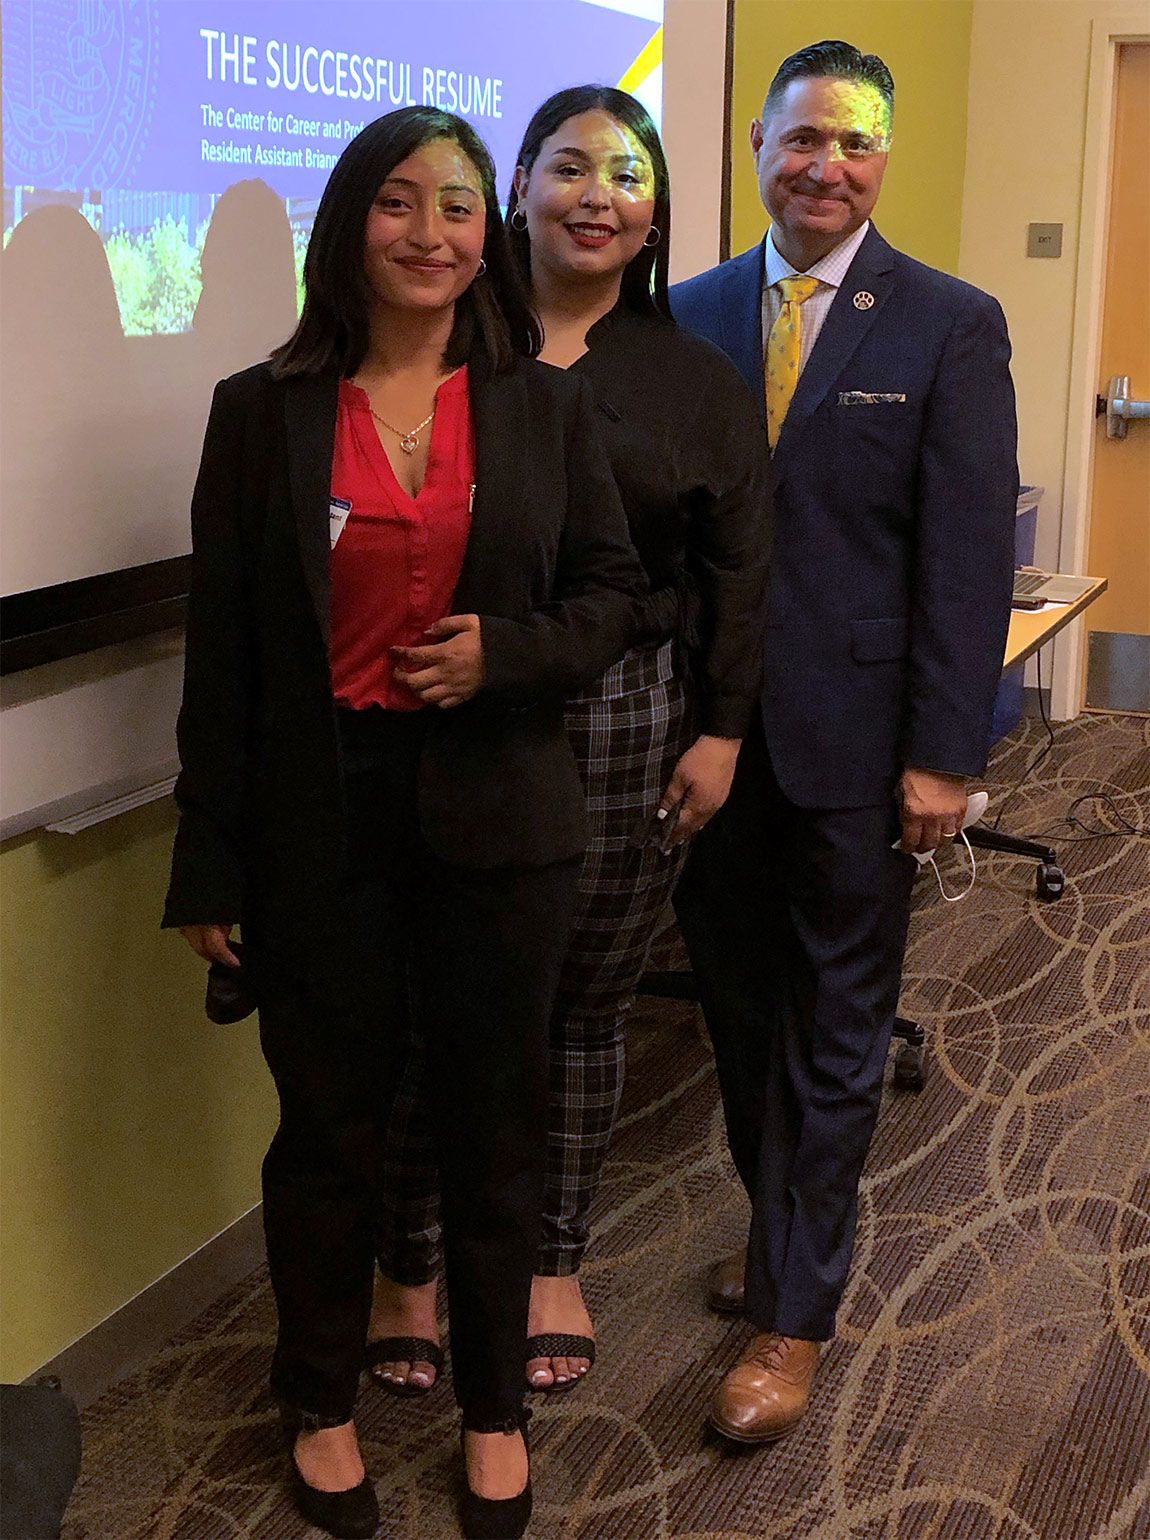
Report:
3,0,661,332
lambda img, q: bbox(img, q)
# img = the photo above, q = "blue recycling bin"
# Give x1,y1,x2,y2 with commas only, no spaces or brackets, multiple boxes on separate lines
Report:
990,485,1042,742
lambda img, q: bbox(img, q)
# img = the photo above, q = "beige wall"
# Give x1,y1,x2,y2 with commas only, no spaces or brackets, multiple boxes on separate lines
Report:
664,0,729,281
0,802,276,1382
959,0,1103,572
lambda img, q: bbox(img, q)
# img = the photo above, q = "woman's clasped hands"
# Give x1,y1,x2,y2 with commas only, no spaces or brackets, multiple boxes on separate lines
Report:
392,612,485,707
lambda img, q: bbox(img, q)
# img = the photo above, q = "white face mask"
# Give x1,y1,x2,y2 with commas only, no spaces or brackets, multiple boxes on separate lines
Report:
895,791,989,903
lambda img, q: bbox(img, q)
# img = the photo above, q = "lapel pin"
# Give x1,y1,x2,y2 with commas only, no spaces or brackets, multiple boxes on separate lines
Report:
853,291,875,311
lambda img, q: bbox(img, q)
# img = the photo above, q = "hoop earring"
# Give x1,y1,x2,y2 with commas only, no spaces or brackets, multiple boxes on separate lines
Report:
510,207,528,231
643,225,661,247
476,258,487,275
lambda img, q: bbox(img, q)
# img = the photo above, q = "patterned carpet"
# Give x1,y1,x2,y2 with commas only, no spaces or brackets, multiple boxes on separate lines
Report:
61,713,1150,1540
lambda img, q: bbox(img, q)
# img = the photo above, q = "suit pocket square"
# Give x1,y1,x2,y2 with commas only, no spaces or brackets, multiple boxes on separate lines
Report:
838,391,907,405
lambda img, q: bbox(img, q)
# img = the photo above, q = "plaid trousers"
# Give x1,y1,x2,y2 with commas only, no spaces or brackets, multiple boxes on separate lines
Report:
377,641,694,1283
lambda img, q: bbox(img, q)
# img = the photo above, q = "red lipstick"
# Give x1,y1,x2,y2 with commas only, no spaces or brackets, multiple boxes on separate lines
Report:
565,222,616,249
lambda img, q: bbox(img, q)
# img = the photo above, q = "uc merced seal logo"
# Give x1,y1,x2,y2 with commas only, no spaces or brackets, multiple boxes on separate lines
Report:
3,0,157,189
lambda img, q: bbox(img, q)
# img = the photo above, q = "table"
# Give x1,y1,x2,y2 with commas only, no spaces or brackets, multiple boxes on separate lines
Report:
1003,576,1108,671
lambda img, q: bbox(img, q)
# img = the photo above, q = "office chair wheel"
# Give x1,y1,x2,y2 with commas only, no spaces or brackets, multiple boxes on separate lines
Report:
892,1040,927,1092
1036,862,1065,901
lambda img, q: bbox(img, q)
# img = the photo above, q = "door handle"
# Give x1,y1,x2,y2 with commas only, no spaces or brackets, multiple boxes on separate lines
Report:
1099,374,1150,439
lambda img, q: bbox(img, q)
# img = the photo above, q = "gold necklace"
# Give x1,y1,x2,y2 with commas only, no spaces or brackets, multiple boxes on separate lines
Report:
366,403,435,455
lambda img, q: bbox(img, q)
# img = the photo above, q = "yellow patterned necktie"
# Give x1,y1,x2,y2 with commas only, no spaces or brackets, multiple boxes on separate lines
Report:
765,274,820,449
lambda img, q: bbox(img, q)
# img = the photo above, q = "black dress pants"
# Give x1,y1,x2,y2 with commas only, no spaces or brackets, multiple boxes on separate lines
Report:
673,720,916,1340
257,707,580,1427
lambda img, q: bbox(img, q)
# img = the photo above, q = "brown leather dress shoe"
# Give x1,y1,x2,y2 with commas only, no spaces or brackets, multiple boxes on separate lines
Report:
709,1333,821,1444
705,1250,746,1314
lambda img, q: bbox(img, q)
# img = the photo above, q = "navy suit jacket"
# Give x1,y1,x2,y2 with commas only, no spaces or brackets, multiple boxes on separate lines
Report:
671,226,1018,809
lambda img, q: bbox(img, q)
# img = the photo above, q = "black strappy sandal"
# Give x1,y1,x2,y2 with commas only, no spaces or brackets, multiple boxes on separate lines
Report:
364,1337,444,1398
524,1333,597,1394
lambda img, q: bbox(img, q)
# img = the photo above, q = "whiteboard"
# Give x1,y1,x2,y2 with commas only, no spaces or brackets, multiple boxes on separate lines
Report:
0,633,184,839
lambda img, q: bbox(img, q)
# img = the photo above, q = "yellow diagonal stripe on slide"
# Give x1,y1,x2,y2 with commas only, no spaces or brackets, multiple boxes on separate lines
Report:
618,25,663,92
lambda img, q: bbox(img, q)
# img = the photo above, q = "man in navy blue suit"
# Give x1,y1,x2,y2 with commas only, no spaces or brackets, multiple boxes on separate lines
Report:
670,40,1017,1443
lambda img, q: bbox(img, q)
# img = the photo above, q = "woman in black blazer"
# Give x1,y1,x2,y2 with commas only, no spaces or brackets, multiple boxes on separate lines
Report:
369,88,772,1397
164,106,643,1540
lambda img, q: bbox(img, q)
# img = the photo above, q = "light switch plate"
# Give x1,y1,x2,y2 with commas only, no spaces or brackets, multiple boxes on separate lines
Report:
1027,223,1063,258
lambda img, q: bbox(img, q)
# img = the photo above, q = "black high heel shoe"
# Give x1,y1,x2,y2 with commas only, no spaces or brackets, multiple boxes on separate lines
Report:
459,1410,532,1540
280,1410,380,1539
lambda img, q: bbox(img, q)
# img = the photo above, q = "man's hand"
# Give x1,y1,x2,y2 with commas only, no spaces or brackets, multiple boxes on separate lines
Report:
658,735,741,847
392,614,485,708
898,766,967,854
180,923,240,967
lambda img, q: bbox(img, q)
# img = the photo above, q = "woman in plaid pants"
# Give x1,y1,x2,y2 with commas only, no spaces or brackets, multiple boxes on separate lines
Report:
366,86,773,1398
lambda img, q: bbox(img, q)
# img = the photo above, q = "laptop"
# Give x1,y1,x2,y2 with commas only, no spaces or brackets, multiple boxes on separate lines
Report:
1012,566,1096,604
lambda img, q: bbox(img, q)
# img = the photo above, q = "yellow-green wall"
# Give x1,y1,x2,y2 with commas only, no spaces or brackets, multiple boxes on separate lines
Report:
0,802,277,1382
730,0,974,274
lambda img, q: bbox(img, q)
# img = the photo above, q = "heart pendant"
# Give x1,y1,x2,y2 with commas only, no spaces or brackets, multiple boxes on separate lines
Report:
399,433,419,454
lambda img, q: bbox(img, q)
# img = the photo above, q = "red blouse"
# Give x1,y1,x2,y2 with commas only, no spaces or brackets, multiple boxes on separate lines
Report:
329,367,474,711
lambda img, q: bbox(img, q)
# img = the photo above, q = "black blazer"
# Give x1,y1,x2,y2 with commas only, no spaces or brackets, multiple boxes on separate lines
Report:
162,351,645,953
569,305,773,739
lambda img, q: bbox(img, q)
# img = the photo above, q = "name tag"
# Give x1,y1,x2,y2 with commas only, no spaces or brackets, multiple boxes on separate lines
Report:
838,391,907,406
329,496,352,547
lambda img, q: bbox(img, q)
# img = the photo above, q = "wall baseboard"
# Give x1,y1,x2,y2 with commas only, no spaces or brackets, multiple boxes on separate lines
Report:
1022,685,1053,719
1086,631,1150,714
23,1206,265,1411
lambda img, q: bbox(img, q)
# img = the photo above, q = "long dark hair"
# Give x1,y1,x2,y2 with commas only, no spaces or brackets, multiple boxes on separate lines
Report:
506,85,671,320
272,106,540,377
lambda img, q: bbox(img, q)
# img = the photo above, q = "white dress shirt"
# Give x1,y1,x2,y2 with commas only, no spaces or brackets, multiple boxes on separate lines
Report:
761,220,871,376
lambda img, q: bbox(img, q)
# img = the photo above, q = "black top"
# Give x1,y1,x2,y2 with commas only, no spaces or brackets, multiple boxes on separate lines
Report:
568,303,773,738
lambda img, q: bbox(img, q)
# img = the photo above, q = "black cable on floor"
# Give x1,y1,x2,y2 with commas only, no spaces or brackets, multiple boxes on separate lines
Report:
1025,791,1149,844
988,645,1148,846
